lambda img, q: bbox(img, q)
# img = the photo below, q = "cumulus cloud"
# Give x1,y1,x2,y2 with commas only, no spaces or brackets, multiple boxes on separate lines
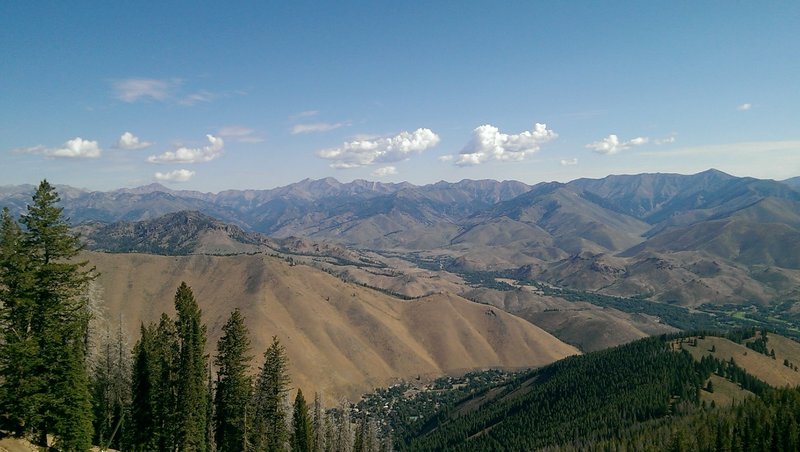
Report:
291,121,351,135
372,166,398,177
218,126,263,143
116,132,153,150
154,169,195,182
737,103,752,111
451,123,558,166
438,155,454,162
318,128,440,169
560,158,578,166
147,135,224,164
15,137,102,159
113,78,174,102
586,134,649,155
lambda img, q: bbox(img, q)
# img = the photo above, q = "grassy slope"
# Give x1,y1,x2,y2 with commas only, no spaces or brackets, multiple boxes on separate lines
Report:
683,335,800,388
86,251,579,401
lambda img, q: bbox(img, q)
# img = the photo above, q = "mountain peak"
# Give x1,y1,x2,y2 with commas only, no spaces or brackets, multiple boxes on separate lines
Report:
116,183,173,194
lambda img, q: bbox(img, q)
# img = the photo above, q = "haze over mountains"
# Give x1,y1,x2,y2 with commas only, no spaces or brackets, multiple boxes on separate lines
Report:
3,169,799,308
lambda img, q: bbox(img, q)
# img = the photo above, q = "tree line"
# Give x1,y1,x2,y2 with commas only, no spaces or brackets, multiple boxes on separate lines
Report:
0,181,389,451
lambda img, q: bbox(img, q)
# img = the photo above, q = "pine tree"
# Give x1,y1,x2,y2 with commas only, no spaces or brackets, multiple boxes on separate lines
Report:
0,182,96,449
154,313,180,451
312,392,325,452
335,398,353,452
0,207,38,435
128,323,157,451
366,418,380,452
174,282,209,452
353,416,380,452
251,336,291,452
90,321,131,450
214,309,254,452
292,389,313,452
353,417,366,452
324,409,336,452
207,367,216,452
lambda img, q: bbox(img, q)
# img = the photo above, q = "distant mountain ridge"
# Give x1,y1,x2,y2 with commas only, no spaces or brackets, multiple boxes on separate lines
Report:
77,210,276,255
4,170,800,305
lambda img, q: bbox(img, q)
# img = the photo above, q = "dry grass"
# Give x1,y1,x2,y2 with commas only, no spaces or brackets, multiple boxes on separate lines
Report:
700,374,754,407
86,251,579,402
682,335,800,388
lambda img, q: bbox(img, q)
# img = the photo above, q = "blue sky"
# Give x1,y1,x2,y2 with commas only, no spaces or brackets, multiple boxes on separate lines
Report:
1,1,798,192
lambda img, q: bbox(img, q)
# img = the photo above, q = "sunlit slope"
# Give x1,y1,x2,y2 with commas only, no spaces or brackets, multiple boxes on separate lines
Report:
683,334,800,388
86,251,579,400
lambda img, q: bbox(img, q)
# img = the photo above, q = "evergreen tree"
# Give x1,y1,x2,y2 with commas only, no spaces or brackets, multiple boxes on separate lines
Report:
154,313,180,451
0,182,96,449
312,392,325,452
0,207,38,435
214,309,254,452
174,282,209,452
324,409,337,452
90,321,131,450
335,398,353,452
353,417,366,452
207,367,216,452
353,416,380,452
292,389,313,452
251,336,291,452
128,323,157,451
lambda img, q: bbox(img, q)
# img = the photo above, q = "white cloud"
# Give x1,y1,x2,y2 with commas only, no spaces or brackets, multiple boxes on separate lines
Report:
218,126,264,143
372,166,397,177
291,121,351,135
654,135,676,145
349,133,381,141
438,155,454,162
737,103,752,111
290,110,319,120
116,132,153,150
560,158,578,166
154,169,195,182
147,135,224,164
113,78,174,102
586,134,649,155
15,137,102,159
179,90,215,106
318,128,440,169
453,123,558,166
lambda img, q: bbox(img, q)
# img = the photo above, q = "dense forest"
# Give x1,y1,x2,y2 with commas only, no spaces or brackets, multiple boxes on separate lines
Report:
396,331,799,451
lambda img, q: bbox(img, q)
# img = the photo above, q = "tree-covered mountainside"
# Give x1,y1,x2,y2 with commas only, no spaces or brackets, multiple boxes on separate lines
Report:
395,330,799,451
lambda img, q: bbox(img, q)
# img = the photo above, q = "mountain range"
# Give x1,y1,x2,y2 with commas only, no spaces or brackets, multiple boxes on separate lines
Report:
4,169,800,401
4,169,798,307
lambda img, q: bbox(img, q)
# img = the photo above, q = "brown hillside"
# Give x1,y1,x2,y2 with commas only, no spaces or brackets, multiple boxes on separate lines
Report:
684,335,800,388
463,287,675,352
85,251,579,401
